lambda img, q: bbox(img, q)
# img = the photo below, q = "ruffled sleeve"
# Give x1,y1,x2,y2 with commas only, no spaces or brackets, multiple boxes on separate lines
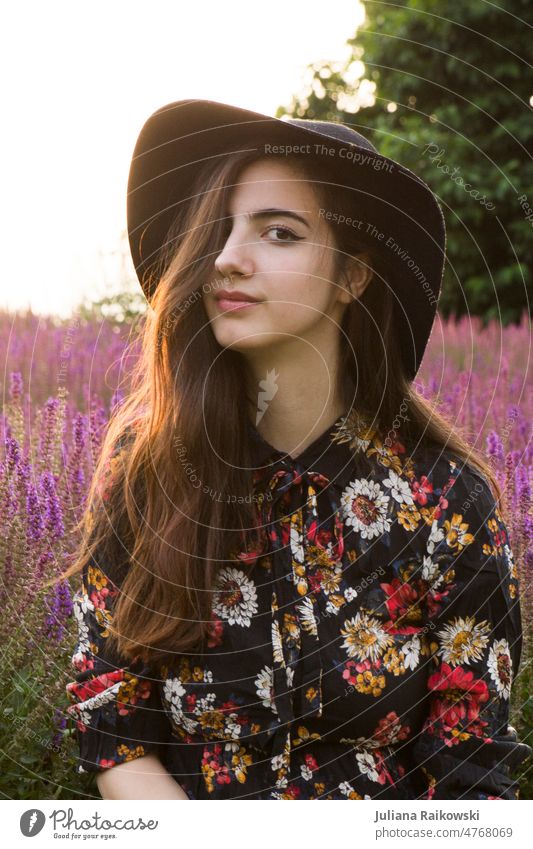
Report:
411,458,531,799
66,430,171,773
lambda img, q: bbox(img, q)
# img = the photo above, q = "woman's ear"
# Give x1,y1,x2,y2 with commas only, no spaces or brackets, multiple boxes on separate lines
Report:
337,252,374,304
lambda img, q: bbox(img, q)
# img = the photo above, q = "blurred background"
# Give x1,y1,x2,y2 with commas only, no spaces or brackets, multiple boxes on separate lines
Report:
0,0,531,800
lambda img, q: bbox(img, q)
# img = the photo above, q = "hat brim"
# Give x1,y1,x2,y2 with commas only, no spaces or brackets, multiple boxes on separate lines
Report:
127,98,446,380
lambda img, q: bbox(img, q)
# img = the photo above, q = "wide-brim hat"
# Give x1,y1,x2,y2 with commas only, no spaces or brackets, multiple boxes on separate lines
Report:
127,98,446,380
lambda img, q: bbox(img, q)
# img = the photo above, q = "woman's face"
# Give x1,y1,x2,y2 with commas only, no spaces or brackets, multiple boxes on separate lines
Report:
202,158,357,353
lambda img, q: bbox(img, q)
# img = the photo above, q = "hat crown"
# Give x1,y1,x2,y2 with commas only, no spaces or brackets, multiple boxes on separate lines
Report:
284,117,378,154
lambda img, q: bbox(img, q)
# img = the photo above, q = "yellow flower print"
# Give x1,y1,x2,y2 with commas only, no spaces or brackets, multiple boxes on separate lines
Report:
292,725,322,747
355,670,386,697
488,518,499,534
509,583,517,598
232,746,253,783
117,743,146,761
198,710,226,734
397,504,422,532
444,513,475,551
305,685,320,704
366,437,404,474
94,607,113,638
383,647,406,676
88,564,108,592
420,506,437,526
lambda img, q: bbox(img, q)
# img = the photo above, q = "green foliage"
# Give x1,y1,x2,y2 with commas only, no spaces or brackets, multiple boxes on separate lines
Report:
281,0,532,323
75,288,148,328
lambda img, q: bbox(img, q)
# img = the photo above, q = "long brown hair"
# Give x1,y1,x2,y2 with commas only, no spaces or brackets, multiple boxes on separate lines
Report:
51,145,502,670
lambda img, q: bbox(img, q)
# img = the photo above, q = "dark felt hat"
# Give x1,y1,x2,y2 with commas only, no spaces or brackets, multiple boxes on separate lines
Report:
127,98,446,380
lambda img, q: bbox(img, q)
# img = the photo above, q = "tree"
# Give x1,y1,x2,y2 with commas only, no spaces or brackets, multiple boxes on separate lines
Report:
279,0,532,323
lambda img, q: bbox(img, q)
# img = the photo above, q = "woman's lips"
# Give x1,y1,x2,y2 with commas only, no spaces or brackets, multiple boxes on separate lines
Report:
216,298,262,313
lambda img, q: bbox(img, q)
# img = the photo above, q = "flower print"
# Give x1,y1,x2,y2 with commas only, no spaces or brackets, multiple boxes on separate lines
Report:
272,618,284,666
382,647,406,676
380,577,420,625
321,592,344,617
437,616,491,666
201,743,231,793
339,780,362,799
355,750,390,784
401,635,421,670
164,677,198,734
443,513,475,552
212,567,258,627
292,725,322,747
231,745,253,784
255,666,277,713
206,612,224,648
340,611,394,662
426,663,489,734
340,478,391,540
411,474,433,506
397,503,422,532
487,638,512,700
300,753,319,781
344,586,358,602
426,518,446,555
290,517,305,566
383,469,415,506
72,595,92,655
372,711,410,746
296,595,319,637
421,555,444,590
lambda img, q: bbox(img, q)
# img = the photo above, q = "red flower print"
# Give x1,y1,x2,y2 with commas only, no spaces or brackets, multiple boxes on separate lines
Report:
412,475,433,506
207,613,224,648
427,663,489,732
304,753,319,772
380,578,419,621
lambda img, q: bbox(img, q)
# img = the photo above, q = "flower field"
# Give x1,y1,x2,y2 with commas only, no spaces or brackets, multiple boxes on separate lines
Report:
0,307,531,799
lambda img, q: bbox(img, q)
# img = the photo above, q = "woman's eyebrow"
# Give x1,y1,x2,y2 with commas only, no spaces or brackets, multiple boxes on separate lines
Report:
229,208,311,229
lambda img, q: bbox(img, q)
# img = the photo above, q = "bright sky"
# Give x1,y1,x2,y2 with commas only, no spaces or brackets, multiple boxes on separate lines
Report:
1,0,365,318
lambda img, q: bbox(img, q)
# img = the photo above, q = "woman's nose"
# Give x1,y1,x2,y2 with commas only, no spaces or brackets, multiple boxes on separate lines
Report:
215,232,255,279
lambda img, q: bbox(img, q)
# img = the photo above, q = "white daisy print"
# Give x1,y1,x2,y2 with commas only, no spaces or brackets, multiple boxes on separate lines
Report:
487,638,512,699
437,615,491,666
255,666,277,713
341,478,391,540
340,611,394,662
296,596,319,637
212,567,258,627
383,470,414,506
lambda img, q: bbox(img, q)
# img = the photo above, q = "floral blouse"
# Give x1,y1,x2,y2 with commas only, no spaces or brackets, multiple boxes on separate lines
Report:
66,408,530,799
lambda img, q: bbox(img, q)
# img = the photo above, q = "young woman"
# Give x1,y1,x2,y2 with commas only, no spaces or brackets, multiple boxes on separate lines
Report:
61,100,529,800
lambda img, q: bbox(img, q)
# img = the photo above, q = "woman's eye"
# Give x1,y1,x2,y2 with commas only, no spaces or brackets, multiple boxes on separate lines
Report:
264,225,304,243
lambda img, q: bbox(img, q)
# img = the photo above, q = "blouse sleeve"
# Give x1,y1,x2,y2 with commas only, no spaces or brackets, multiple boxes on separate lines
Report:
65,556,171,773
411,459,531,799
66,432,171,774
